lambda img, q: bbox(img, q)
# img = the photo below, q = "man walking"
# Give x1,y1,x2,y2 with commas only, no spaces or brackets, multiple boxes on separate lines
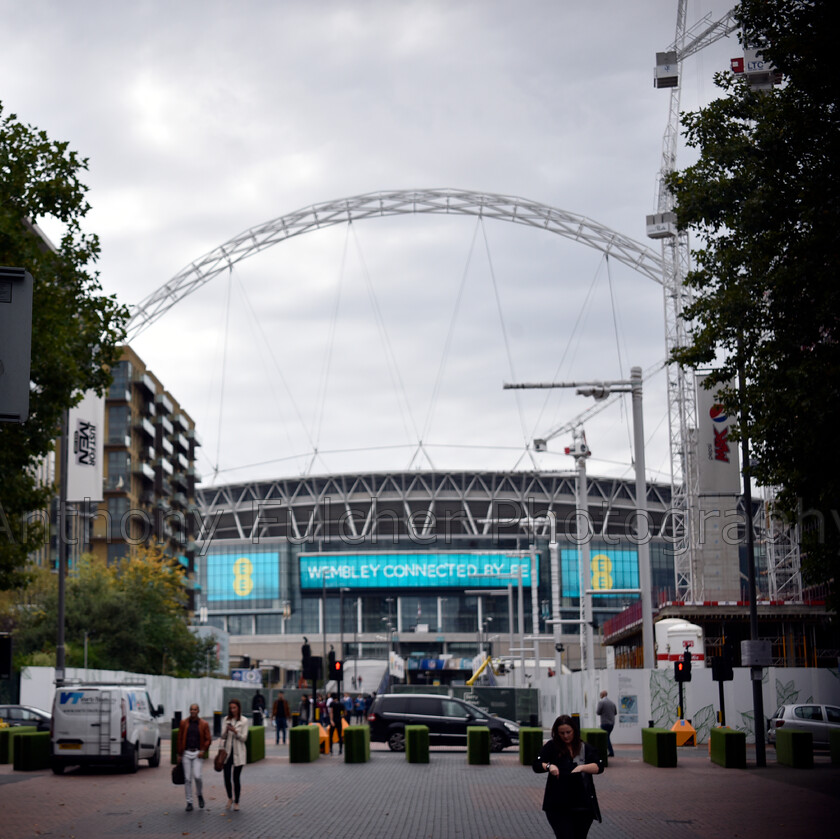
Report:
596,690,617,757
272,691,291,744
177,703,212,811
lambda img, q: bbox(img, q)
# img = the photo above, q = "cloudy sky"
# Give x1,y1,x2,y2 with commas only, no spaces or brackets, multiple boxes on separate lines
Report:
2,0,740,487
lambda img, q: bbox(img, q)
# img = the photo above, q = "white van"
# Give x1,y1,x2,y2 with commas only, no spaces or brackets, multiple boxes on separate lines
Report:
50,681,164,774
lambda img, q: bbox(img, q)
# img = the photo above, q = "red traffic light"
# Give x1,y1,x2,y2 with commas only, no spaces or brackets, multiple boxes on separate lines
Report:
333,660,343,678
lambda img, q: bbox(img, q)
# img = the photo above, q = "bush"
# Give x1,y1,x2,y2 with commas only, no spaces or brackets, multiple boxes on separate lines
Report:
775,729,813,768
467,726,490,765
289,724,320,763
581,728,609,767
641,728,677,768
518,727,543,766
709,727,746,769
343,725,370,764
247,725,265,763
13,731,51,771
406,725,429,764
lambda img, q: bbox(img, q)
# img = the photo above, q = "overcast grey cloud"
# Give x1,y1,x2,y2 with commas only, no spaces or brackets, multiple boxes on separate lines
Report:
1,0,740,485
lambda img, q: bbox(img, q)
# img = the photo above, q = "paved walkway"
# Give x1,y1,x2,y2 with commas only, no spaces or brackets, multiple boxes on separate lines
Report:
1,736,837,838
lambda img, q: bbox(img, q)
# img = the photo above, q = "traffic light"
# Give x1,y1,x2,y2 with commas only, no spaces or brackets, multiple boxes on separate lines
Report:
711,655,733,682
328,648,336,670
332,659,343,681
674,651,692,682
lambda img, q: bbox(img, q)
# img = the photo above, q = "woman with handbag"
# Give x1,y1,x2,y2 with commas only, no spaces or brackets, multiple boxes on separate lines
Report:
217,699,249,812
177,704,212,811
533,715,605,838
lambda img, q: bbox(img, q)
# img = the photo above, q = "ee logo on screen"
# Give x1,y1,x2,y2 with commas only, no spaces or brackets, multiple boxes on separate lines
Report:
590,554,614,591
233,557,254,597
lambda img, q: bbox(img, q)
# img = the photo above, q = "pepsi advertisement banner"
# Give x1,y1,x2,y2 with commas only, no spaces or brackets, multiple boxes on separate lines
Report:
205,552,280,602
299,552,535,590
561,548,639,597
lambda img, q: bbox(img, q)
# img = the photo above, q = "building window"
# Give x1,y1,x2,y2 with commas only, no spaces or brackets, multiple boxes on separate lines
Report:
228,614,253,636
107,496,129,538
108,405,130,443
108,361,132,396
255,614,284,635
106,451,130,490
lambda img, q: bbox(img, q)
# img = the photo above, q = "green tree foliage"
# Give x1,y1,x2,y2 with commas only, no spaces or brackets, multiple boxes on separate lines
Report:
0,103,128,588
2,547,214,676
667,1,839,605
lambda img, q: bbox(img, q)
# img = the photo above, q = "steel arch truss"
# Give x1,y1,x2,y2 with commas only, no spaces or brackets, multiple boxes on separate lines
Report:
127,188,664,337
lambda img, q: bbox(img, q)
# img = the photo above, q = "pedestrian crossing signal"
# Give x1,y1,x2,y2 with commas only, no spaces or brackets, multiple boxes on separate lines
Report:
674,652,692,683
332,660,343,681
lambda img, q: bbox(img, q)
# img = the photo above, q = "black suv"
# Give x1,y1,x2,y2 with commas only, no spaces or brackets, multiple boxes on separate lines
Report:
367,693,519,752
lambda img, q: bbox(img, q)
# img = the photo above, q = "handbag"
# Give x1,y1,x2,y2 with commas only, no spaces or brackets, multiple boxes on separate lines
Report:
171,761,185,785
213,736,228,772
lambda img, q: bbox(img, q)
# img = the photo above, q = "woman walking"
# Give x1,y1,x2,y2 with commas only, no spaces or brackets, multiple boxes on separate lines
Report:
533,715,604,839
220,699,249,812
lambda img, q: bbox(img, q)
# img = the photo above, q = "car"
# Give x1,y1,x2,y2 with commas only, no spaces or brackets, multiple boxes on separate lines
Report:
767,703,840,747
0,704,52,731
367,693,519,753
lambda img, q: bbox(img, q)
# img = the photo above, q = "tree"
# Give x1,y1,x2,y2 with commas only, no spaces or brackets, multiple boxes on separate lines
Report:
0,103,128,588
3,546,214,677
667,1,839,607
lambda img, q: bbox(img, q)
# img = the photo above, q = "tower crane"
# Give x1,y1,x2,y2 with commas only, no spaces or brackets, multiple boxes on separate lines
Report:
648,3,737,602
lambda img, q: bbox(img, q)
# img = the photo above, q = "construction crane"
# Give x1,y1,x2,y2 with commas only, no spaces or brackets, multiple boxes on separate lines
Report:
648,3,738,602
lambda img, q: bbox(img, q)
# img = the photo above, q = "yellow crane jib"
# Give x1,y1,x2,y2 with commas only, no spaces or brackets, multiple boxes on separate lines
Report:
466,656,493,686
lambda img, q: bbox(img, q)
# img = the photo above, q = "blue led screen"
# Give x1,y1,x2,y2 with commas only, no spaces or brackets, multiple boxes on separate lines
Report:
205,552,280,602
561,548,639,597
299,553,536,590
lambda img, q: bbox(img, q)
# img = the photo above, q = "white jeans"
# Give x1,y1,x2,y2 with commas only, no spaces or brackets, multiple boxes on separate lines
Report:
182,749,203,804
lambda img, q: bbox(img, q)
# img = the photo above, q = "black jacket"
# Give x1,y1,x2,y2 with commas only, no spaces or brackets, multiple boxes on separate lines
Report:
533,740,604,822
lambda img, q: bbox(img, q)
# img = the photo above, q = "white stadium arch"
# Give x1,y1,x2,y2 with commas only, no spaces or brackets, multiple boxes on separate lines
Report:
126,188,664,337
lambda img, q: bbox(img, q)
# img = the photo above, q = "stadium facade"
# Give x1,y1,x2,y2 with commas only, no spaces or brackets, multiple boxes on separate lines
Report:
196,469,683,674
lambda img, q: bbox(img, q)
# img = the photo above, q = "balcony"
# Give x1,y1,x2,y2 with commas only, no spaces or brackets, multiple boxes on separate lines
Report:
155,457,174,475
154,414,174,435
133,462,155,482
172,492,188,508
159,436,174,456
154,392,174,414
187,465,202,482
172,470,189,490
134,417,155,439
186,428,202,447
173,432,189,453
133,372,156,396
106,434,131,448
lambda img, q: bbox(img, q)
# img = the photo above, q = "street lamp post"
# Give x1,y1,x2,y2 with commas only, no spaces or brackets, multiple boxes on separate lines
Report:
504,366,656,670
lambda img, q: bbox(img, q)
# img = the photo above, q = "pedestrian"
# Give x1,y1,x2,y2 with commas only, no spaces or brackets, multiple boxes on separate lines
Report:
533,714,604,839
251,689,266,725
299,694,310,725
220,699,249,812
272,691,290,744
353,693,365,724
595,690,617,758
327,691,343,755
177,703,211,812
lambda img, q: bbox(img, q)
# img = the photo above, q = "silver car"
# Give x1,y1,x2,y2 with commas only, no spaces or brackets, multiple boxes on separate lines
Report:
767,703,840,747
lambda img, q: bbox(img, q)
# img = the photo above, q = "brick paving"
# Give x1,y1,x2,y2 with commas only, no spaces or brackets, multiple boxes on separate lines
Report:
1,732,838,838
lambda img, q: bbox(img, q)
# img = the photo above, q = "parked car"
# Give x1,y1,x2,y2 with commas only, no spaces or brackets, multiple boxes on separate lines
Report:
367,693,519,752
0,704,52,731
767,703,840,747
50,682,164,773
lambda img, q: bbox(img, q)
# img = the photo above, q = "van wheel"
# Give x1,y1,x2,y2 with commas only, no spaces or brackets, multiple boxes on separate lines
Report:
148,741,161,767
387,729,406,752
126,743,139,773
490,732,506,753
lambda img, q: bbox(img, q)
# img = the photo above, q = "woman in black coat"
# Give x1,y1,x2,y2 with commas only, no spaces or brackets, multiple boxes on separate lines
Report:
533,714,604,839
